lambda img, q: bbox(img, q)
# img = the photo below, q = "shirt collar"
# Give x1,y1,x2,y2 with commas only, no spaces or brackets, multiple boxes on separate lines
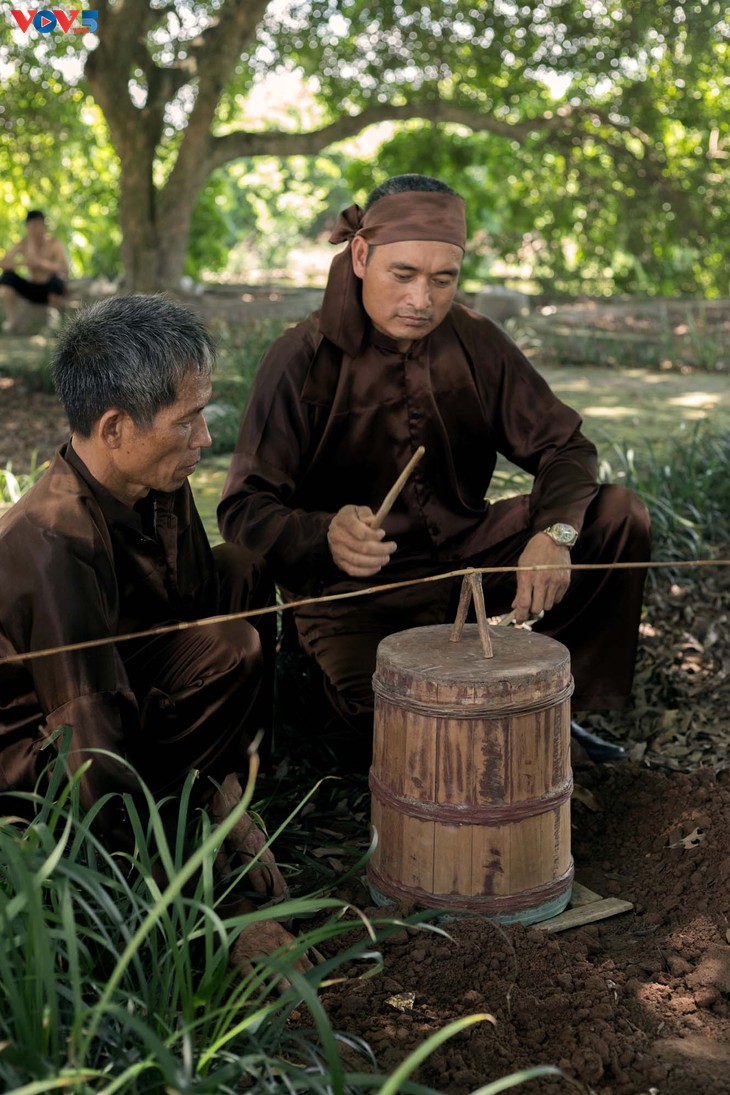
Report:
63,441,155,535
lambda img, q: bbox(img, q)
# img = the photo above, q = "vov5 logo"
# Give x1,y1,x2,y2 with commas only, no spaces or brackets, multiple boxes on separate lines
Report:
10,8,99,33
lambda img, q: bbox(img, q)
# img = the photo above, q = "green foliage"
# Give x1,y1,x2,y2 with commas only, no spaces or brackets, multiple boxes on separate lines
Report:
597,425,730,566
0,740,420,1092
0,454,49,505
193,155,350,281
185,178,234,282
0,50,121,279
345,104,729,298
285,1,730,297
208,317,292,453
0,735,562,1093
3,2,729,292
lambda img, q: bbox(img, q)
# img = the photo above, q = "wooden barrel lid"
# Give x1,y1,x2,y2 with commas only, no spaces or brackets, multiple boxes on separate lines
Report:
373,623,572,716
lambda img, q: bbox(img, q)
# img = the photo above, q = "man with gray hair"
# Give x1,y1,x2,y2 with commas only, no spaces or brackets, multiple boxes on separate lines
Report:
0,295,283,900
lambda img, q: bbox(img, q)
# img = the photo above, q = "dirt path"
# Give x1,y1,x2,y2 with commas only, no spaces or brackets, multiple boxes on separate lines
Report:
0,381,68,471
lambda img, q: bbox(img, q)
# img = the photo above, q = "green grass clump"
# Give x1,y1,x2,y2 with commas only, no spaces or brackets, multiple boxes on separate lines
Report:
0,733,560,1094
597,424,730,563
0,453,49,506
208,318,291,455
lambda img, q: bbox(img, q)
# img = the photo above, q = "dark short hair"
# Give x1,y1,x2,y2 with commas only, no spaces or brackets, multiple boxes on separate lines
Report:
52,295,215,437
26,210,45,223
364,175,459,212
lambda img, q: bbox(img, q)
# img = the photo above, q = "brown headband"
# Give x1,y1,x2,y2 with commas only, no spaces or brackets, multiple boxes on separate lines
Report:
319,191,467,356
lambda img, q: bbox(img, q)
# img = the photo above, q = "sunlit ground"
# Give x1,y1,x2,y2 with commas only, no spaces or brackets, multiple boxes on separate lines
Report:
192,456,231,546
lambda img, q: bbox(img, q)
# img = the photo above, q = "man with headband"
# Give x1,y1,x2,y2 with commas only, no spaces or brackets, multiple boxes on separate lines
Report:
219,174,651,768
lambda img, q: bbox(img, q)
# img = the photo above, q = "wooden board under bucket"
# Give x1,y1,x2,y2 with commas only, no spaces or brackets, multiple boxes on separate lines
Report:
368,621,575,925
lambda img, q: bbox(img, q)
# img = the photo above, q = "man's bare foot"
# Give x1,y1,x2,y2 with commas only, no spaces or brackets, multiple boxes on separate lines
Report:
230,915,313,990
211,773,289,901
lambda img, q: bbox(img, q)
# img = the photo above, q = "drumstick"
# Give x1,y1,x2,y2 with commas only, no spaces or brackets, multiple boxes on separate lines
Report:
371,446,425,529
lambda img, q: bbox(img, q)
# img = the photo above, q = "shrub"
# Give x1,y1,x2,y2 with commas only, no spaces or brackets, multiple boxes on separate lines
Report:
0,736,561,1094
597,424,730,563
207,317,292,455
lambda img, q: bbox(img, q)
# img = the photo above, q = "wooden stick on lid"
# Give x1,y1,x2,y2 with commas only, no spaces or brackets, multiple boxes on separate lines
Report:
371,446,425,530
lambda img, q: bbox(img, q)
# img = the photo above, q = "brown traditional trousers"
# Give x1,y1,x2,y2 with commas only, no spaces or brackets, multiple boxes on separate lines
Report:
293,485,650,768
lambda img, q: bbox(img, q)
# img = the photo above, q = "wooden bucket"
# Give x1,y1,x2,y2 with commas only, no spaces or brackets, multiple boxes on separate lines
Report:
367,574,574,924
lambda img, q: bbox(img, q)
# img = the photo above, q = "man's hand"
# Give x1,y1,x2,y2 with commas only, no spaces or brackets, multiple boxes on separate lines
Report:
24,247,54,273
0,242,22,271
512,533,571,624
327,504,396,577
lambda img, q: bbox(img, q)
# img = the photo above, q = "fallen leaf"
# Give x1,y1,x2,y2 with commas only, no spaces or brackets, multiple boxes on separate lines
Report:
660,709,681,731
669,827,707,850
572,786,601,812
386,992,416,1012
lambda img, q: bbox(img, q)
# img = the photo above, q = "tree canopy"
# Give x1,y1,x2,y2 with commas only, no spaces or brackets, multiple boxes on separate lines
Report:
1,1,727,294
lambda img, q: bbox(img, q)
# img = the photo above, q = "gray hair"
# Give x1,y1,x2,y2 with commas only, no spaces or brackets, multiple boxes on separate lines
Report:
52,295,215,437
364,174,460,212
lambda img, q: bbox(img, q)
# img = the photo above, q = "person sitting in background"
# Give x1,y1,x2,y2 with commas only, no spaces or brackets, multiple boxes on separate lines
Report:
0,294,284,907
1,210,69,332
218,173,652,770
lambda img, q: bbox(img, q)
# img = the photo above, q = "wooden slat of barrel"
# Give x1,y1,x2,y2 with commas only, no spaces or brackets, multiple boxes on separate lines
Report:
368,623,574,924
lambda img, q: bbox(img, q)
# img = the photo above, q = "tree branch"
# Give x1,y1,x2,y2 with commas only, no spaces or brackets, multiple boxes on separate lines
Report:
85,0,161,140
158,0,271,210
206,99,656,171
187,0,270,106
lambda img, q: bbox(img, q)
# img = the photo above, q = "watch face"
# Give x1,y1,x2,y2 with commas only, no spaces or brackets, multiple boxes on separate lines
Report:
551,523,577,545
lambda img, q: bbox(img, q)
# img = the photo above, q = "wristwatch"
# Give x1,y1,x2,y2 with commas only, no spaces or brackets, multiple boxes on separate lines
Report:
541,522,578,547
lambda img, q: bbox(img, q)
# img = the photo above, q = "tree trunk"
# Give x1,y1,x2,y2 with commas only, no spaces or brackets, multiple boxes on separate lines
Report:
119,212,194,292
117,160,201,291
84,0,271,290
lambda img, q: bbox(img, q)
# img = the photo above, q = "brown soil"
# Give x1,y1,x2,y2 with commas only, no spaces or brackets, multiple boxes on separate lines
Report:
278,565,730,1094
304,760,730,1095
0,381,68,470
4,343,730,1095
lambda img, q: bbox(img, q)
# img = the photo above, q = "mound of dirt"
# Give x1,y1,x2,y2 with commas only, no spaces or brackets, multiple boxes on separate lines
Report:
313,762,730,1095
270,541,730,1094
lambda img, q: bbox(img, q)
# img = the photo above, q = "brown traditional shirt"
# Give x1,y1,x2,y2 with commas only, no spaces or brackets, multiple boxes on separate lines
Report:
218,304,598,593
0,443,218,799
